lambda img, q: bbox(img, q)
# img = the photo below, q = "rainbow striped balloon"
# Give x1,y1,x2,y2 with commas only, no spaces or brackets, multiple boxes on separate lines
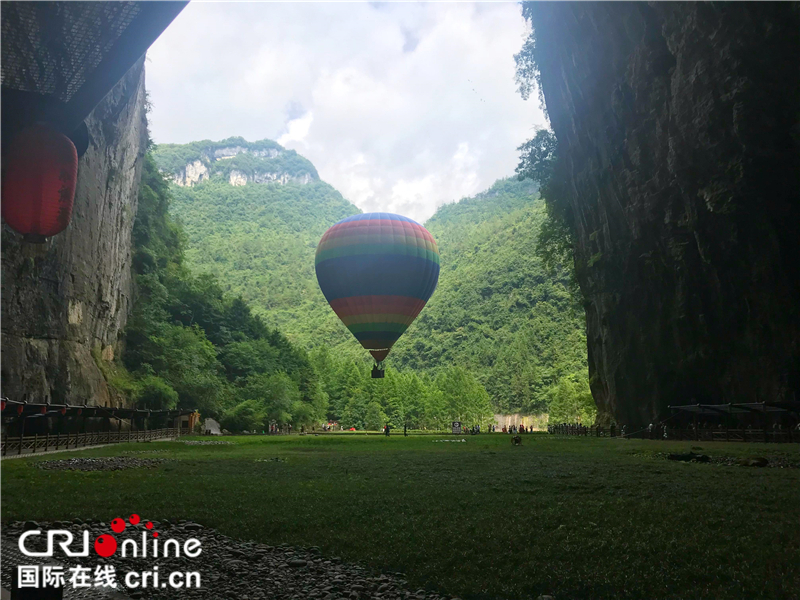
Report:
315,213,440,362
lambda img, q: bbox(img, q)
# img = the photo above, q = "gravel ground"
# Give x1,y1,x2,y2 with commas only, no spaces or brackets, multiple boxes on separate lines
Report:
639,451,800,468
35,457,167,471
708,454,800,468
2,521,460,600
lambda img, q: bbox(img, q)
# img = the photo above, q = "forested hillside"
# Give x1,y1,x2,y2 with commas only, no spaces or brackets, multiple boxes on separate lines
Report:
391,178,590,419
169,179,361,350
152,139,593,424
153,139,363,353
120,148,327,429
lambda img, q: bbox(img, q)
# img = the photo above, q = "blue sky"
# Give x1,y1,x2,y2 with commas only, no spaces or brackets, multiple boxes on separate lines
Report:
146,2,546,222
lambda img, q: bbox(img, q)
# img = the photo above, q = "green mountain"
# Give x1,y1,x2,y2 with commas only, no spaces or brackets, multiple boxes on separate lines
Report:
120,149,327,428
155,137,318,185
390,178,588,415
152,139,590,419
152,139,362,354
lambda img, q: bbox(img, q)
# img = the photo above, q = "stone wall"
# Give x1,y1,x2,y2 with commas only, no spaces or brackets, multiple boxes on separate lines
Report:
527,3,800,426
1,59,148,407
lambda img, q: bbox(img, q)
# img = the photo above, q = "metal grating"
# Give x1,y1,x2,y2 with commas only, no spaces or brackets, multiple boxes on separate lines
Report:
1,1,142,103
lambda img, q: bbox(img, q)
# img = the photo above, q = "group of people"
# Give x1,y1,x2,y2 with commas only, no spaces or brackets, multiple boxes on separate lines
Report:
548,423,597,436
501,424,532,434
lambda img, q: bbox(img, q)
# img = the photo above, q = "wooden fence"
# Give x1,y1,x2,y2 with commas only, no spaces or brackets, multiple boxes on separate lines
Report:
548,424,798,443
1,428,182,457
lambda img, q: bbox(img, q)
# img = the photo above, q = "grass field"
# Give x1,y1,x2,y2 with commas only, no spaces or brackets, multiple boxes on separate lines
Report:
2,433,799,599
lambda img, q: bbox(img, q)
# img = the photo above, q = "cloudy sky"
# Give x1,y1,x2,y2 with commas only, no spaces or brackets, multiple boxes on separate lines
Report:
146,2,546,223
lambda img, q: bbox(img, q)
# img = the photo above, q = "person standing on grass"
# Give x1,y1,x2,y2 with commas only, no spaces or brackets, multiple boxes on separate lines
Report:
404,423,408,437
385,422,391,437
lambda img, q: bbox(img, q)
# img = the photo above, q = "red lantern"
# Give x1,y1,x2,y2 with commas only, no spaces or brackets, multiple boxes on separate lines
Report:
17,405,24,415
1,400,6,411
2,123,78,242
61,407,67,415
77,409,82,416
40,406,47,414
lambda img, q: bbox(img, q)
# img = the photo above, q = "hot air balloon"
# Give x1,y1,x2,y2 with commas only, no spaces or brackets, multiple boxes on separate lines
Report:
315,213,440,377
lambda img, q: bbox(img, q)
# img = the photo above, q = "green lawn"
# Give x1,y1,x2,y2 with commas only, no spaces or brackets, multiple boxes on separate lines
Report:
2,434,799,599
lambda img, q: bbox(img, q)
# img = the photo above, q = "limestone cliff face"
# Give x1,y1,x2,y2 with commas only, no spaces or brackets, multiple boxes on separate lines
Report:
527,3,800,426
154,139,319,187
228,169,312,187
1,59,148,407
173,159,210,187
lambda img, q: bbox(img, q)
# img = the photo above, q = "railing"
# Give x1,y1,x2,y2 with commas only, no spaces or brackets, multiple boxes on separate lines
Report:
627,427,797,443
548,425,617,437
1,428,182,457
548,424,798,443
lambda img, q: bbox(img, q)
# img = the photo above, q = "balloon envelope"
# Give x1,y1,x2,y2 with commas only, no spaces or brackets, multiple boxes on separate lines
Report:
315,213,440,362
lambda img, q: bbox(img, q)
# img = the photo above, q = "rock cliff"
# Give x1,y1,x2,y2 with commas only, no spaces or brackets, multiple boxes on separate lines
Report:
526,3,800,426
1,59,148,407
153,138,318,187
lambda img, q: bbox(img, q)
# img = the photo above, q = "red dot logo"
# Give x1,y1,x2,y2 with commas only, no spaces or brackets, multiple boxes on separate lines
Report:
94,534,117,557
110,518,126,534
129,514,140,525
153,532,159,538
145,521,153,530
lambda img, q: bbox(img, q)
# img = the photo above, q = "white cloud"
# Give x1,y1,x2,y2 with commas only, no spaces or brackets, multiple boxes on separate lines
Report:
146,2,545,223
277,112,313,146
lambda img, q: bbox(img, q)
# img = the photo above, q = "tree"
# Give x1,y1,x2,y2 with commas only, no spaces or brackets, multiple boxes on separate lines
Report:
240,372,300,425
548,374,596,424
365,401,387,431
219,339,281,381
421,377,446,430
341,392,368,430
135,375,178,410
515,129,557,184
221,400,266,432
436,366,494,427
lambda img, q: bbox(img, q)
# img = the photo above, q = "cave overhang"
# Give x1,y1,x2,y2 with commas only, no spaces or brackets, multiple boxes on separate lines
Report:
1,1,188,155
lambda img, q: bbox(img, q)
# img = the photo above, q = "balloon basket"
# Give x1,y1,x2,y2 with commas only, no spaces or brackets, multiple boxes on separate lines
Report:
371,365,385,379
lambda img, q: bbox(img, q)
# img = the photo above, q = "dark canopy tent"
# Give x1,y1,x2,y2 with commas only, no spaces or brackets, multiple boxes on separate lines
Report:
667,402,800,416
666,402,800,441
